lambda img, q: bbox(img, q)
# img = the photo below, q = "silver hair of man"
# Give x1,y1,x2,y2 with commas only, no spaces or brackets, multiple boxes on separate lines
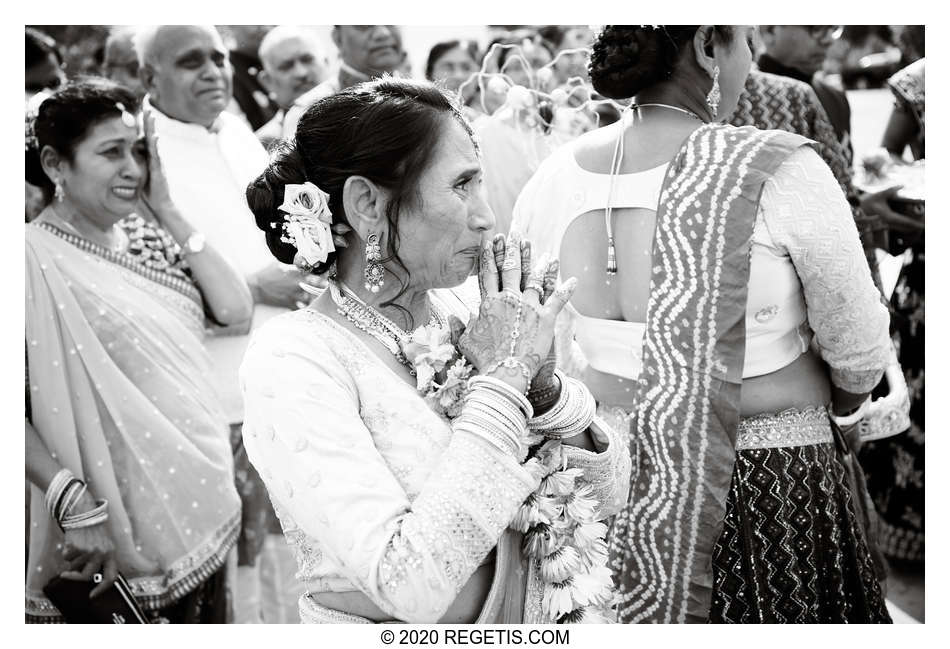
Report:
257,25,323,71
131,24,220,68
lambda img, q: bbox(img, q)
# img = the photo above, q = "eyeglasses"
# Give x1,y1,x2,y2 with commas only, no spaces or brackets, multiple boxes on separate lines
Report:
804,25,844,42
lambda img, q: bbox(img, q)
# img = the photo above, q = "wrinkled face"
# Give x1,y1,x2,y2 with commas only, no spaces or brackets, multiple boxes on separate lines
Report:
262,36,322,107
58,116,146,225
765,25,841,76
336,25,402,76
392,118,495,291
712,26,756,120
147,25,233,127
431,46,479,97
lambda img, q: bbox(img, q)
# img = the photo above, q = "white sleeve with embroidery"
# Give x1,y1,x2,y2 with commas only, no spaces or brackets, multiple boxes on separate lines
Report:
240,318,539,623
563,416,632,520
759,147,891,394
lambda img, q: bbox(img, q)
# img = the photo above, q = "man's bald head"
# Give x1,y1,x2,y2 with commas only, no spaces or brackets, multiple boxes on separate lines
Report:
136,25,233,128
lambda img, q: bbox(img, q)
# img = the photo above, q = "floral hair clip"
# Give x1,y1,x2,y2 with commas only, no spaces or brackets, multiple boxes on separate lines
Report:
116,102,136,128
277,182,351,268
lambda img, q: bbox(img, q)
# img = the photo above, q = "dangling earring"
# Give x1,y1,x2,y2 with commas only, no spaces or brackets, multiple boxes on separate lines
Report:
363,232,384,293
706,65,721,118
54,178,65,202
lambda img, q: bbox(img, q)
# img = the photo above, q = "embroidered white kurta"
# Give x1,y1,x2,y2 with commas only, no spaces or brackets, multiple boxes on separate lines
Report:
239,305,630,623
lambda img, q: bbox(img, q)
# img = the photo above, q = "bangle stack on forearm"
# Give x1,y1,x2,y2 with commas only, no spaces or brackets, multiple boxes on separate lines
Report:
44,468,109,531
528,370,596,439
455,376,535,461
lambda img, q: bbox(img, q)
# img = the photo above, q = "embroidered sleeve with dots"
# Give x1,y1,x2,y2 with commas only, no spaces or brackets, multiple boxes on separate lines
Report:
239,316,539,623
562,416,631,520
759,147,891,394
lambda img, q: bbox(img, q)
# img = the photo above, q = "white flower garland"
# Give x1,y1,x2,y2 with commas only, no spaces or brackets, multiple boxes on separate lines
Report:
402,325,615,623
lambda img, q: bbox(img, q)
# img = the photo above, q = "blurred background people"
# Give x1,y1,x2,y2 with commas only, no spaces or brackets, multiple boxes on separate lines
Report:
26,78,249,622
219,25,277,131
102,26,145,99
26,27,66,104
26,28,66,221
282,25,404,137
539,24,593,84
858,50,925,574
425,39,480,115
255,26,326,148
758,25,853,156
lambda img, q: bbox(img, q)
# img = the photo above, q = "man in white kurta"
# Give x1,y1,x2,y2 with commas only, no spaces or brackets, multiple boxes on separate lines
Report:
136,23,308,623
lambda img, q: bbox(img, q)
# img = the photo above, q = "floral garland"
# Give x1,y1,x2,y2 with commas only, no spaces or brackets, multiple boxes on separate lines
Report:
513,440,615,623
401,324,474,419
286,178,615,622
401,325,615,623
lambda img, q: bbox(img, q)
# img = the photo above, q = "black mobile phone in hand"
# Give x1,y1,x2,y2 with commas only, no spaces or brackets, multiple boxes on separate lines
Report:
43,572,149,624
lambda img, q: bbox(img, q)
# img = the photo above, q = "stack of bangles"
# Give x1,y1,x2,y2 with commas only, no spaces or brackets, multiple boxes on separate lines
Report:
44,468,109,532
527,370,596,439
455,375,535,461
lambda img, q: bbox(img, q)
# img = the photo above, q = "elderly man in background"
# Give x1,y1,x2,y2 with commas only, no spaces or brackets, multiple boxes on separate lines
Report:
255,26,326,148
281,24,403,137
102,26,145,98
134,24,309,623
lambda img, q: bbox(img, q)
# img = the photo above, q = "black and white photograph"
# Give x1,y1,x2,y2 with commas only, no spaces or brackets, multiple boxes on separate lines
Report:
21,16,929,632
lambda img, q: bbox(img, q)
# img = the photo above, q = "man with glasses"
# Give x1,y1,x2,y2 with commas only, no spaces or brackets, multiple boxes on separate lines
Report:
758,25,851,158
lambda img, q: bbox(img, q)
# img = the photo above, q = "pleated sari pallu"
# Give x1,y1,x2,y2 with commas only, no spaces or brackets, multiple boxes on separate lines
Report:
25,222,240,622
609,124,814,623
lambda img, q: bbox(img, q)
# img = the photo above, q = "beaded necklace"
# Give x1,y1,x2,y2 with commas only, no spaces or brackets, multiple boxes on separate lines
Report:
327,279,443,376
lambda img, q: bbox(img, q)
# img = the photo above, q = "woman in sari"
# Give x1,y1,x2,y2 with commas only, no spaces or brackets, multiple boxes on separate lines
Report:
25,79,252,622
241,78,630,624
513,26,892,623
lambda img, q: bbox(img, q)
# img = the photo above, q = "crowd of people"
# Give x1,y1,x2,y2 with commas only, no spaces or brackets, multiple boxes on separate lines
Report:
25,24,924,625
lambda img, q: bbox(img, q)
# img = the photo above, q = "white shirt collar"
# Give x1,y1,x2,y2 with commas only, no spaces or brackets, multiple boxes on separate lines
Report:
144,96,224,136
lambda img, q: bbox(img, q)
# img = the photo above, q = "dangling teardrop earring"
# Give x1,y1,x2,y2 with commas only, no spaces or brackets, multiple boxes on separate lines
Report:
363,232,384,293
54,178,65,202
706,65,721,118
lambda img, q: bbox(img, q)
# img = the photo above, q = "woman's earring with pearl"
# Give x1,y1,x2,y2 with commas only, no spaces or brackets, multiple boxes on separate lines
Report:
363,232,384,293
706,65,721,117
54,177,65,202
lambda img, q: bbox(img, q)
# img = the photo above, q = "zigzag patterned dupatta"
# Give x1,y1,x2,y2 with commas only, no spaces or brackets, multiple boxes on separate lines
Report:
609,123,811,623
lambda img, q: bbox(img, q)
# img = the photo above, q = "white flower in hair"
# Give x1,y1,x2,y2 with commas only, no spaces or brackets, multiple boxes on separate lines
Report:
278,182,335,266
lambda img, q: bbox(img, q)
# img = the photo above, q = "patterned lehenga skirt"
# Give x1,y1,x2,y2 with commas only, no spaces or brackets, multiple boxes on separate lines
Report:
708,407,891,623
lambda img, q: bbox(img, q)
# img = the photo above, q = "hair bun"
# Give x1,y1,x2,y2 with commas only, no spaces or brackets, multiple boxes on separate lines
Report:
589,26,698,99
246,141,309,265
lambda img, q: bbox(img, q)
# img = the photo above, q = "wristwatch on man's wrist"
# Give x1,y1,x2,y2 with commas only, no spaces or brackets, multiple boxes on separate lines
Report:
182,231,206,255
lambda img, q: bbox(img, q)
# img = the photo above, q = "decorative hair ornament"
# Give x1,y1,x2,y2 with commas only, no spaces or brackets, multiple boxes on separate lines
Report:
706,65,721,117
115,102,136,128
278,182,337,266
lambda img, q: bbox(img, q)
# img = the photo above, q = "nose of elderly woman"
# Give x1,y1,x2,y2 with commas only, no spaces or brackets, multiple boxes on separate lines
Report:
469,191,495,232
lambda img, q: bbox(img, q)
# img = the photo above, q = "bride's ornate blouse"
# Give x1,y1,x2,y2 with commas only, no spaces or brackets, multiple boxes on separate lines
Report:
239,300,629,623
